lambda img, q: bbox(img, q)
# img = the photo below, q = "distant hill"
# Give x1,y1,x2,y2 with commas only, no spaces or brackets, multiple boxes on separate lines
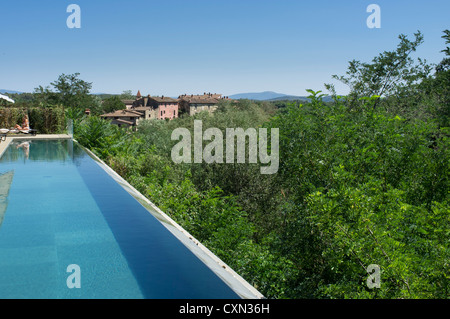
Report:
228,91,333,102
0,89,117,95
0,89,23,94
267,95,334,102
266,95,310,102
228,91,289,100
2,89,334,102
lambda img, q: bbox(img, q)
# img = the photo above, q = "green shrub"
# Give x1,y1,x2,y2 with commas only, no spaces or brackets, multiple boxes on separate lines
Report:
0,107,66,133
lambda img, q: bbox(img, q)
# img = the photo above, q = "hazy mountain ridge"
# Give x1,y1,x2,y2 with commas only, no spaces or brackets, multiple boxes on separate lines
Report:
2,89,333,102
0,89,23,94
228,91,333,102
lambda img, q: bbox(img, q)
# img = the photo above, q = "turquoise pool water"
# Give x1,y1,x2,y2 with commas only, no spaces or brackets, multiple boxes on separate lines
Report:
0,139,243,299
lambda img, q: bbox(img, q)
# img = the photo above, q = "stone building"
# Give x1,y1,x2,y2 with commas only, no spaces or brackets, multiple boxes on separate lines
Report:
132,93,179,120
100,109,144,128
122,100,135,110
178,92,231,116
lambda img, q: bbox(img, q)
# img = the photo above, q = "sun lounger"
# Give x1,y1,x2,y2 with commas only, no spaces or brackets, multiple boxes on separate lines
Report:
0,128,38,142
17,129,38,136
1,128,38,136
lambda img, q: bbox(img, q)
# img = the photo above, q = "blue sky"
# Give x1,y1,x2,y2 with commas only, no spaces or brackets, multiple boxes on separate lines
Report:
0,0,449,96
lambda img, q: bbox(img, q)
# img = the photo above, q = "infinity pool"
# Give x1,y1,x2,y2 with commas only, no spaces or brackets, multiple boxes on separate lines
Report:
0,139,259,299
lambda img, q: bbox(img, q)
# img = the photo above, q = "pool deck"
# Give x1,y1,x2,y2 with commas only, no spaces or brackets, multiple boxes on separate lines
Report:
0,134,72,158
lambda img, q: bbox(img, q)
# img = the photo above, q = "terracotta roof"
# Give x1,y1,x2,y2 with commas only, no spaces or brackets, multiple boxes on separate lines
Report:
101,110,142,118
181,97,219,104
149,96,178,103
136,90,142,98
115,119,134,125
179,93,222,99
121,99,135,104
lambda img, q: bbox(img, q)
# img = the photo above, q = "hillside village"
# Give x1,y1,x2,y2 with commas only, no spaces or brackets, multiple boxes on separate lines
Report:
101,91,234,128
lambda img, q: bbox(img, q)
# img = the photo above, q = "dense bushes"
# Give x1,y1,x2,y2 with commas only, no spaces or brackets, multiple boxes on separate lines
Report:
0,107,66,133
265,97,449,298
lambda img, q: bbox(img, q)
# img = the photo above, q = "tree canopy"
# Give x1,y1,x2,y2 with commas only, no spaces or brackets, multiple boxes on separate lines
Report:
34,72,95,110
